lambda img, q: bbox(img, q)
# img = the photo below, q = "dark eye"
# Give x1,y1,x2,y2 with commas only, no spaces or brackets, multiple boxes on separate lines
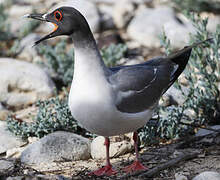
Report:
54,10,62,21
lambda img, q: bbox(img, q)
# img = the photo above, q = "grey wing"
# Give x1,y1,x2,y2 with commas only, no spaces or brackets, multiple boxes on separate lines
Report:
109,58,177,113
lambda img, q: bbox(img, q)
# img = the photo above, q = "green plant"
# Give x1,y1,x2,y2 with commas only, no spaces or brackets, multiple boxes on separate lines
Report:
9,12,40,56
7,42,128,139
0,3,40,57
18,19,40,38
7,95,81,138
37,40,75,86
172,0,220,14
0,4,13,41
38,42,127,86
101,44,127,67
139,13,220,145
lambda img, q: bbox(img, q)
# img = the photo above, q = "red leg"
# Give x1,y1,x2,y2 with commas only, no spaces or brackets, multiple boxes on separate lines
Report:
88,137,117,176
123,132,148,173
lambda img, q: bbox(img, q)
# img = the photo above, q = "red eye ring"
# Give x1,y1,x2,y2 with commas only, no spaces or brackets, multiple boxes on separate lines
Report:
54,10,62,21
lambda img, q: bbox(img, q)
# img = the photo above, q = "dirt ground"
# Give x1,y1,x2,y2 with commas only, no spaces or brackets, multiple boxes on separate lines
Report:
1,132,219,180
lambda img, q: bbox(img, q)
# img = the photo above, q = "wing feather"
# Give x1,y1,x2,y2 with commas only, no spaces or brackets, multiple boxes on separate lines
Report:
109,58,177,113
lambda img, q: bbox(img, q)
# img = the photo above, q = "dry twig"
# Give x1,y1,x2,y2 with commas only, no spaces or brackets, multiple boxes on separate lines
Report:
123,152,199,178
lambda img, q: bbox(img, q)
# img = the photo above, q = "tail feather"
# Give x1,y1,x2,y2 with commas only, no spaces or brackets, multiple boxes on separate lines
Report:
163,38,213,93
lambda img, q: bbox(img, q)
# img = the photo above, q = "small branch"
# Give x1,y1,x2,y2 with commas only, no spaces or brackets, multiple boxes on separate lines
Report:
123,152,199,178
175,132,220,149
179,122,220,133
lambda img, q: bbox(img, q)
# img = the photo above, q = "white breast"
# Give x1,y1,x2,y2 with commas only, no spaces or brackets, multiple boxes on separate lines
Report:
69,77,154,136
68,48,154,136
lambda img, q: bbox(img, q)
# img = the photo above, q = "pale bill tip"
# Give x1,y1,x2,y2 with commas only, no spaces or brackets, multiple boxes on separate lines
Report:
42,14,47,19
22,14,30,18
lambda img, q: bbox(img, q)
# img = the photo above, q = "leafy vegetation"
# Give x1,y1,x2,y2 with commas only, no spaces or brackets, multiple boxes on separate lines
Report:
0,2,40,57
37,40,75,86
101,44,127,67
172,0,220,14
7,94,82,139
139,13,220,145
0,4,13,41
7,42,127,138
38,41,127,86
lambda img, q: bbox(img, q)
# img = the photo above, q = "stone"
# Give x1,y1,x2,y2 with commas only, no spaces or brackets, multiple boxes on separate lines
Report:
175,173,188,180
6,146,26,158
192,171,220,180
131,0,152,3
89,0,151,4
51,0,100,33
28,136,39,144
14,106,38,123
0,160,15,175
6,177,24,180
127,6,195,48
207,15,220,33
0,58,55,108
88,0,118,5
195,125,220,137
17,33,41,62
99,4,115,30
9,5,33,18
9,18,27,35
0,103,9,121
21,131,91,165
113,0,135,29
163,85,186,106
91,136,133,159
0,121,27,154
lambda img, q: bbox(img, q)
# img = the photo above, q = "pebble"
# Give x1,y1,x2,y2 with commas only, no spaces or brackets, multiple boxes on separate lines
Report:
0,58,55,109
91,136,133,159
193,171,220,180
0,121,27,154
21,131,91,165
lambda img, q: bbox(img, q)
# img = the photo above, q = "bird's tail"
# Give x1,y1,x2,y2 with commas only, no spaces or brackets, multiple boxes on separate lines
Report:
164,38,213,92
168,38,213,66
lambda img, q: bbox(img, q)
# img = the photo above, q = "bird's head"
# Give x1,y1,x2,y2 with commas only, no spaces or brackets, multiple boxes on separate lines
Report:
25,7,90,45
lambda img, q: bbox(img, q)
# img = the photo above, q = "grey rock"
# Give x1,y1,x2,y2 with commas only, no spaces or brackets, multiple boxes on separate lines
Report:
6,177,24,180
0,102,5,110
88,0,118,5
99,4,115,30
113,0,135,29
0,58,55,108
51,0,100,33
196,125,220,137
6,146,26,158
131,0,152,3
175,173,188,180
207,15,220,33
9,5,33,18
10,18,27,35
193,171,220,180
0,160,15,175
164,86,186,106
36,174,71,180
0,103,9,121
18,33,41,62
21,131,91,165
89,0,151,4
0,121,27,154
91,136,133,159
127,6,195,48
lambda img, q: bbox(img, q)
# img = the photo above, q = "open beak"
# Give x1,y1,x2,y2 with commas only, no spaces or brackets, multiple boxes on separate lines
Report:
23,13,59,46
23,14,47,21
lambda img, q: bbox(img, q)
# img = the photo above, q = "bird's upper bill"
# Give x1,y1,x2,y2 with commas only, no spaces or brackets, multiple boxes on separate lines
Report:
24,12,61,45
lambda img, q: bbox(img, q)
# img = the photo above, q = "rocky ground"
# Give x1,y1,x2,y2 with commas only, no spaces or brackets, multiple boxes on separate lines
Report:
0,0,220,179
